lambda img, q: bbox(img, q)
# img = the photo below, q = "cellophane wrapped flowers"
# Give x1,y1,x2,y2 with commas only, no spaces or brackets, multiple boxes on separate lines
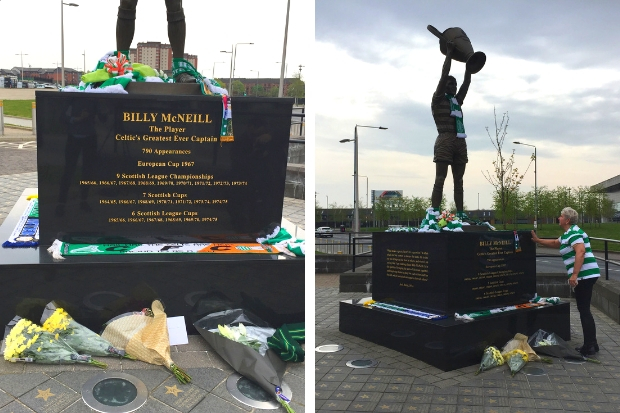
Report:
503,349,528,376
3,318,106,368
101,300,191,384
41,302,133,359
475,346,504,375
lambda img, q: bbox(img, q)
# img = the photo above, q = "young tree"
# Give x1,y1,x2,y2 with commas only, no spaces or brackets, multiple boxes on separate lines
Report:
287,72,305,98
232,80,246,96
482,109,533,229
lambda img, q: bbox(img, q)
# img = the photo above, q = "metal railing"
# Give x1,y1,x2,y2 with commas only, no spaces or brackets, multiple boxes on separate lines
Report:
592,237,620,280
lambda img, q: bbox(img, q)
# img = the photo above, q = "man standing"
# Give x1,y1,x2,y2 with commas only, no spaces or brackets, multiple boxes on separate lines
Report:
116,0,195,83
430,41,470,218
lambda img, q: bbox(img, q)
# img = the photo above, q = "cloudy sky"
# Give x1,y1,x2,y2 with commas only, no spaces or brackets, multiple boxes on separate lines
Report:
0,0,312,81
315,0,620,211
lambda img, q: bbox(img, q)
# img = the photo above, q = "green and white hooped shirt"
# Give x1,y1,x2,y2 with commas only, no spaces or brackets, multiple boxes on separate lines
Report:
558,225,600,279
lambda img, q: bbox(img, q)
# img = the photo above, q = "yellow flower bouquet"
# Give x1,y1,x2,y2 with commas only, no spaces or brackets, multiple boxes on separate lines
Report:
503,349,528,377
41,301,134,359
3,317,106,368
475,346,504,375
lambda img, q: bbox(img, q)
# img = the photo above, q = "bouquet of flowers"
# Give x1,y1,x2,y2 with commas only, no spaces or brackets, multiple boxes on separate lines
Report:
40,301,133,359
194,309,295,412
528,329,600,363
503,349,528,376
3,317,106,368
502,333,552,364
217,323,264,353
437,211,456,228
475,346,504,375
100,300,191,384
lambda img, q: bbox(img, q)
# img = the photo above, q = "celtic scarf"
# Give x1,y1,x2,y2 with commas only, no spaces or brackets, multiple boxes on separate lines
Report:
173,58,233,138
267,323,305,362
446,94,466,138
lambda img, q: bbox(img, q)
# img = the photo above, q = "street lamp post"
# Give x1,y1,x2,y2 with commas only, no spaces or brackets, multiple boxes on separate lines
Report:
232,42,253,95
220,48,232,92
52,62,59,85
61,1,79,87
220,42,253,96
250,70,260,96
356,175,369,208
82,50,85,74
514,141,537,229
276,62,288,95
15,52,28,82
340,125,387,233
278,0,290,98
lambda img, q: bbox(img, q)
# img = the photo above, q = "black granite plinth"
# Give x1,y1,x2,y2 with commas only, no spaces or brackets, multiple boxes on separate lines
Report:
0,192,303,334
340,298,570,371
35,92,294,244
372,231,535,314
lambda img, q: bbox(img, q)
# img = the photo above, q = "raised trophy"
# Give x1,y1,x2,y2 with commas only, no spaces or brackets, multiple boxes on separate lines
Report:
427,25,486,74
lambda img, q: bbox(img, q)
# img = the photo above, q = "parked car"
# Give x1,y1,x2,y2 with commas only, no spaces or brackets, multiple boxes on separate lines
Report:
612,212,620,222
315,227,334,237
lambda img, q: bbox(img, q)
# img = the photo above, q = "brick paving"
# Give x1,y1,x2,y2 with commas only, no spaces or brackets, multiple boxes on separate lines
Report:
316,273,620,413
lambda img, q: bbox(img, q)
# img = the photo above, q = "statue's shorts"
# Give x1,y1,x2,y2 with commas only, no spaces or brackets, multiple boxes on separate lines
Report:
433,132,468,164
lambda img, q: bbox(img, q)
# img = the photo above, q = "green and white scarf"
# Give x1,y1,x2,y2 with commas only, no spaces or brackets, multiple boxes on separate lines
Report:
446,94,466,138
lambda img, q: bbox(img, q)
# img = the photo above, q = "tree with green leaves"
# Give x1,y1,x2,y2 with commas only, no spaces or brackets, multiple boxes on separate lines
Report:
250,84,265,97
232,80,246,96
287,72,305,98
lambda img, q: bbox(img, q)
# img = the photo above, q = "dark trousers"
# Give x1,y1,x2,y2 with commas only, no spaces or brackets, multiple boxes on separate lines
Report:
574,276,598,346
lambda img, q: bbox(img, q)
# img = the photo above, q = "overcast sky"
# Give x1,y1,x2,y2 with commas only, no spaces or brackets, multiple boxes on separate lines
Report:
0,0,312,81
315,0,620,211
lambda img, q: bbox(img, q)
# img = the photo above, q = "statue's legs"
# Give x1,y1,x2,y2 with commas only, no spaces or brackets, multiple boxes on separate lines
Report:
431,162,449,209
116,0,138,53
165,0,185,58
166,0,196,83
452,163,466,212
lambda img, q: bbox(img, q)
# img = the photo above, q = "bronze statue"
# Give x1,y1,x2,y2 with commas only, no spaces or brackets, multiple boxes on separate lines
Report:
116,0,195,83
427,26,484,218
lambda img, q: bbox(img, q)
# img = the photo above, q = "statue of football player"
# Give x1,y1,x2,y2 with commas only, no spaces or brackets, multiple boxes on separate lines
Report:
116,0,196,83
430,41,471,219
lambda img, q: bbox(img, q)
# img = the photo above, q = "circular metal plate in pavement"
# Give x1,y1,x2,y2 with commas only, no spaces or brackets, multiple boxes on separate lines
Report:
346,359,379,368
226,373,292,409
82,372,148,413
315,344,344,353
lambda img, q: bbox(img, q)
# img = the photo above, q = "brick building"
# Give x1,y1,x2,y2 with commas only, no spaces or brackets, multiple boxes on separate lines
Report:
9,67,81,86
130,42,198,72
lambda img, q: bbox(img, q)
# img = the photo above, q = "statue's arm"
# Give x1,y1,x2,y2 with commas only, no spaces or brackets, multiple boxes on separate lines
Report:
434,42,454,98
456,70,471,104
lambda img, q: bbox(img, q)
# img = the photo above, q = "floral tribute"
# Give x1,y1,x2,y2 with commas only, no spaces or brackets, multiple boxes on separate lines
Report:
217,323,263,352
104,52,133,76
475,346,504,375
503,349,528,376
101,300,191,384
3,318,106,368
41,302,133,359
